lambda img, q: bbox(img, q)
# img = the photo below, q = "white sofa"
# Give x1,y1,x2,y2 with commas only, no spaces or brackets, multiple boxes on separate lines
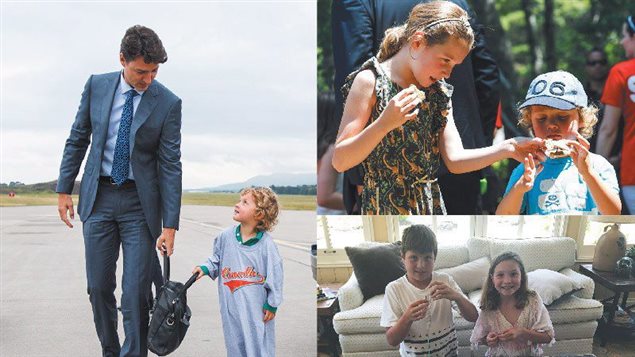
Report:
333,237,603,356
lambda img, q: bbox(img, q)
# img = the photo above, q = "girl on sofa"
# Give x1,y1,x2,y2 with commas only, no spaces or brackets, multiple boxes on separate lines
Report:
470,252,554,356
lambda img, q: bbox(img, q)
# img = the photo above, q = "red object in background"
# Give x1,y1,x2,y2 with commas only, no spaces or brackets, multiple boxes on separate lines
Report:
8,192,15,197
495,101,503,129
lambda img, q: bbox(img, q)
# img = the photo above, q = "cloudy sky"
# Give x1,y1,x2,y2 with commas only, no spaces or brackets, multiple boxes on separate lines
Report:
1,1,316,189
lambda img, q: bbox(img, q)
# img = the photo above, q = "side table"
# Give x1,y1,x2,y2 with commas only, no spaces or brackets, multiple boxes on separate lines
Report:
318,288,341,357
578,264,635,346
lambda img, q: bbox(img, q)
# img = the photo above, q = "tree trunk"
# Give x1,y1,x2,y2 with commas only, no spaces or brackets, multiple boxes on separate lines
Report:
472,0,528,136
521,0,542,78
544,0,556,71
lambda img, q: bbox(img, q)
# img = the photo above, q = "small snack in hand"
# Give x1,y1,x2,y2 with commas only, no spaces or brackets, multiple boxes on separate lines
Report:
544,139,572,159
409,84,426,102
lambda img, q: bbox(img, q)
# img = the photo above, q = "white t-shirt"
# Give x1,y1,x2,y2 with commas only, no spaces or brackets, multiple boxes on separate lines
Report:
381,272,464,356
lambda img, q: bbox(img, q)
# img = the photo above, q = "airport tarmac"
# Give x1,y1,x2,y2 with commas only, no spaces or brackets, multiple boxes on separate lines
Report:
0,205,316,356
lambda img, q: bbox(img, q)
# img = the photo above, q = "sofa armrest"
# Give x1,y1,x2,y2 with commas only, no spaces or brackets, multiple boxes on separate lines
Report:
559,268,595,299
338,272,365,311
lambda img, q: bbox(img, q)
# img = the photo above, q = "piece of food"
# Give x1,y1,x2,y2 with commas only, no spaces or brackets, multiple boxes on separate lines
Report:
409,84,426,102
544,139,572,158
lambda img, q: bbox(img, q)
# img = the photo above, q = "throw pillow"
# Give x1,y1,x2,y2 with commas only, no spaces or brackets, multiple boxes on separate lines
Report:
527,269,583,305
437,256,490,293
345,242,405,301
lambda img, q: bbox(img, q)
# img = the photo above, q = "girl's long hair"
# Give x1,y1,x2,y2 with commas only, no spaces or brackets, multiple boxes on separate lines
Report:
479,252,535,311
377,1,474,62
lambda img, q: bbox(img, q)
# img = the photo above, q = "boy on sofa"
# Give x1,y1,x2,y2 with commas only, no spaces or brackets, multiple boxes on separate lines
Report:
380,225,478,356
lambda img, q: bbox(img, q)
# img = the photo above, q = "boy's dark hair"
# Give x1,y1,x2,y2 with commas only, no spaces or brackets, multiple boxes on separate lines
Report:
401,224,437,258
120,25,168,64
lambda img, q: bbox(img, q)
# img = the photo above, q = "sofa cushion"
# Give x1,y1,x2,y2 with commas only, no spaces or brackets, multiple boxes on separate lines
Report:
437,257,490,293
487,237,576,272
435,245,470,269
547,295,603,324
528,269,583,305
552,321,598,340
345,243,405,301
558,268,595,299
334,295,385,334
338,333,398,354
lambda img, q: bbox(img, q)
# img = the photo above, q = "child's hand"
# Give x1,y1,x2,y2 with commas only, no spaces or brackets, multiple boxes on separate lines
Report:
486,332,499,347
263,309,276,322
498,327,527,343
567,133,592,176
508,137,547,163
378,86,421,132
515,154,543,193
192,266,205,281
403,299,429,322
428,281,459,301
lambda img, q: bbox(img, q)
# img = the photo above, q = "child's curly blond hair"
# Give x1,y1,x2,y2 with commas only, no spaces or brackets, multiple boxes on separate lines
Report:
239,187,279,232
517,104,599,139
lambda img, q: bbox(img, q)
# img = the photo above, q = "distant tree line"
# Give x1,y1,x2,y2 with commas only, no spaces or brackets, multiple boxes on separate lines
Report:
0,181,73,194
270,185,317,195
1,181,316,196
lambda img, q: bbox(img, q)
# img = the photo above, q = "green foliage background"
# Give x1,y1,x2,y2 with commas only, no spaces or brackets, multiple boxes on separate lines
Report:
318,0,632,101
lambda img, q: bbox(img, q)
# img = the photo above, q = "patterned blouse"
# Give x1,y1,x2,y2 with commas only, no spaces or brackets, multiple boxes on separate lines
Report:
470,292,555,356
342,57,453,215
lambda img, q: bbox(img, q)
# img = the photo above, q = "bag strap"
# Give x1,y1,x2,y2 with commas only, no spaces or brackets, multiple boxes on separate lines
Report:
163,252,170,283
183,273,198,291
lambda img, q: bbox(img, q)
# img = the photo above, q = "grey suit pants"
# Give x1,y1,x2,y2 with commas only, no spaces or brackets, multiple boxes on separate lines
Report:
83,182,155,357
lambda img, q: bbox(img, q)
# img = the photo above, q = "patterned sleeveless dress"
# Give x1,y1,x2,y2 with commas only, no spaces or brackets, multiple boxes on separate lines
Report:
342,57,453,215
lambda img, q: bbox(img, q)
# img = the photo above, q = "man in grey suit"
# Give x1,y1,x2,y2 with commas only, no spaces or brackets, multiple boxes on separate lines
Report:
56,25,181,357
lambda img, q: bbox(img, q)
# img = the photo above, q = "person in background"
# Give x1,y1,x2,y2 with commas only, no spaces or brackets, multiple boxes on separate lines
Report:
317,92,346,214
596,15,635,214
584,47,622,161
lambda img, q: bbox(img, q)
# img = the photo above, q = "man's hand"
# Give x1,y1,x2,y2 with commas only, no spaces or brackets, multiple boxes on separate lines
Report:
263,309,276,322
156,228,176,256
57,193,75,228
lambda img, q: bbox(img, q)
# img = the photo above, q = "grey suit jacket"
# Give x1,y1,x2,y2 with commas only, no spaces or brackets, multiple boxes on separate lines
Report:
57,71,182,238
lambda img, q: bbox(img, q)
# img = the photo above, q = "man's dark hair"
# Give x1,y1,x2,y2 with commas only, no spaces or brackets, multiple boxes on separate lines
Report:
586,46,607,59
401,224,437,258
120,25,168,64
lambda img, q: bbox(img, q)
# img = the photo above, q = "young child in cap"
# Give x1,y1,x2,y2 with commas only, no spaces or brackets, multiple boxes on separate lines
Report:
497,70,621,215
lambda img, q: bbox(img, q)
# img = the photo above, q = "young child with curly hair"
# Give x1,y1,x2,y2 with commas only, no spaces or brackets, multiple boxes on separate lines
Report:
497,70,621,215
192,187,283,357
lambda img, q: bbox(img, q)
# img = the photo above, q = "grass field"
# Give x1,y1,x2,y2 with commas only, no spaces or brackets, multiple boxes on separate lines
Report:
0,192,316,211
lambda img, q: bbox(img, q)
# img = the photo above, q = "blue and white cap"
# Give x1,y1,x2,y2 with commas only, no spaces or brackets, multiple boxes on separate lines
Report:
519,70,588,110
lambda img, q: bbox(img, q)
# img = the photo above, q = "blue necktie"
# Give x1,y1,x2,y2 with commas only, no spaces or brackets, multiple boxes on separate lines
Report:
111,89,138,185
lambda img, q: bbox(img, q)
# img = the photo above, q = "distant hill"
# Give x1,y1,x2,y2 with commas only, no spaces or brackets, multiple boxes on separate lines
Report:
189,172,316,192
